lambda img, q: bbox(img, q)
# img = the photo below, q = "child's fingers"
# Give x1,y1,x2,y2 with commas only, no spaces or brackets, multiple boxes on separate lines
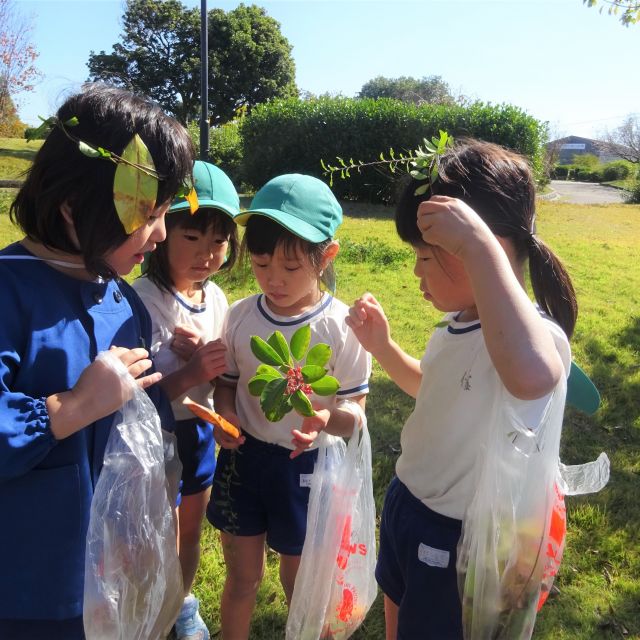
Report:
136,371,163,390
289,429,317,459
174,324,201,340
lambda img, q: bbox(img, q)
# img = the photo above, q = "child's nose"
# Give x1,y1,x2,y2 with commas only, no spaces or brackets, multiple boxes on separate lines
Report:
151,215,167,243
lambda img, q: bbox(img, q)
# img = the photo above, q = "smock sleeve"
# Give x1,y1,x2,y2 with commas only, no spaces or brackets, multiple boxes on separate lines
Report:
0,359,58,483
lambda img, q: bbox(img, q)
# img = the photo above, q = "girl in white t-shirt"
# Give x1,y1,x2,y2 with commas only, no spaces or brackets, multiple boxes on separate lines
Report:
207,174,371,640
346,139,577,640
133,160,239,640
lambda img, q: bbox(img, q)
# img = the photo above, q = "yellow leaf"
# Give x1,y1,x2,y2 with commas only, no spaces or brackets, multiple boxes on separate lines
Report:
113,134,158,234
186,187,199,214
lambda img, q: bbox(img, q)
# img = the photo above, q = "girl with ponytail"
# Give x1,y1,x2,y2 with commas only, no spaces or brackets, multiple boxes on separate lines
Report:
346,138,576,639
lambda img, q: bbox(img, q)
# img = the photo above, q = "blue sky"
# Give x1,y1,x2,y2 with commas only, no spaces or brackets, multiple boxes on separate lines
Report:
13,0,640,139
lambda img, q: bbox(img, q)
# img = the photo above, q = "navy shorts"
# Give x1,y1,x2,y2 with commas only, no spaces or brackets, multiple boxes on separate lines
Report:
376,477,463,640
207,432,318,555
176,417,216,497
0,616,84,639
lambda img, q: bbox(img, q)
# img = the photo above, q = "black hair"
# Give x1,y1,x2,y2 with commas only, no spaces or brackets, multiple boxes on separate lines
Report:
10,83,195,279
395,138,578,337
243,215,336,292
144,207,239,294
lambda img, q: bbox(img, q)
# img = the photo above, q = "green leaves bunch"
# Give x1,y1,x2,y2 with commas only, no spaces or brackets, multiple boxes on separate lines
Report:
321,130,454,196
248,324,340,422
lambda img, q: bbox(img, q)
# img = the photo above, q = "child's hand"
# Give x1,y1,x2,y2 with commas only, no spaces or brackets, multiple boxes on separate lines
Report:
213,412,245,449
290,408,331,459
74,347,160,417
346,293,391,356
417,195,494,261
185,339,227,385
171,324,202,361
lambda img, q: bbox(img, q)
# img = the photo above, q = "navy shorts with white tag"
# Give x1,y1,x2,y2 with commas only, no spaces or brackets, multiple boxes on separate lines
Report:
207,432,318,555
176,417,216,497
376,477,463,640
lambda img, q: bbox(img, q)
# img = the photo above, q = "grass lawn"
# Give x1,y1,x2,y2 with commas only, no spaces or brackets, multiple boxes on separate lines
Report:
1,135,639,638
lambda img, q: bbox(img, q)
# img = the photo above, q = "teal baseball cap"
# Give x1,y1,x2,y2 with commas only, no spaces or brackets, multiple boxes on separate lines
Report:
235,173,342,242
170,160,240,218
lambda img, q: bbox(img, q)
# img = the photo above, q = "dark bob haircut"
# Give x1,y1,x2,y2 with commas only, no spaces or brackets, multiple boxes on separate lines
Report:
144,207,239,294
10,83,195,278
243,215,336,293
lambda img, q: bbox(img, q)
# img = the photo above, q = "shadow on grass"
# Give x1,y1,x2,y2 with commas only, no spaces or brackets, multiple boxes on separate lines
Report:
0,147,37,163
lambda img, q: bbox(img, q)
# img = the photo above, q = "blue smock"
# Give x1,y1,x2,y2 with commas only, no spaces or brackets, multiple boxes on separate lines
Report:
0,242,174,621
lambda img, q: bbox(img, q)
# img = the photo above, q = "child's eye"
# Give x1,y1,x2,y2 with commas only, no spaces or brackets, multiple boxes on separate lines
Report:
183,234,199,242
215,238,228,245
285,266,300,272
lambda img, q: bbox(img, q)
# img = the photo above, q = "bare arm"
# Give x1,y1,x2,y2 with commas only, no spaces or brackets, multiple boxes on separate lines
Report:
290,394,366,459
417,197,564,400
159,339,227,401
346,293,422,398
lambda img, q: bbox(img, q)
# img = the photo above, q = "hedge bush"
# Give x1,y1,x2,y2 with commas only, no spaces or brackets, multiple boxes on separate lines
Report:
551,159,635,183
240,97,546,202
187,120,244,188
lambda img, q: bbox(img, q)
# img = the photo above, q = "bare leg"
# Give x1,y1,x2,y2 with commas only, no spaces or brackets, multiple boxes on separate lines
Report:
177,488,211,594
279,553,302,606
384,594,399,640
219,531,266,640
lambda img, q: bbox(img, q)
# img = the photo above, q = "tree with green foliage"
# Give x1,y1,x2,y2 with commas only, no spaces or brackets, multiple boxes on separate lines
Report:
87,0,297,125
357,75,456,105
583,0,640,25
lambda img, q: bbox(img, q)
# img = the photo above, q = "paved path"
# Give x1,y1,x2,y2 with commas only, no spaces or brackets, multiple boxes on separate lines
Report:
548,180,627,205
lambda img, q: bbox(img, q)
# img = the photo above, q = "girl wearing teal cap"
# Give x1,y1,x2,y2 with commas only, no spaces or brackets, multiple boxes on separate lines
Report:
207,174,371,639
133,161,239,640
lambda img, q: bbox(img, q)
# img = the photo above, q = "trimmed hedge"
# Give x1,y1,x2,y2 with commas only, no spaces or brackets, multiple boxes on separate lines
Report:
187,120,244,188
240,97,546,201
551,159,635,183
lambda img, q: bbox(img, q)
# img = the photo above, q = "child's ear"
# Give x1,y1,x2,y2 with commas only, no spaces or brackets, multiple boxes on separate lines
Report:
60,201,74,225
321,240,340,268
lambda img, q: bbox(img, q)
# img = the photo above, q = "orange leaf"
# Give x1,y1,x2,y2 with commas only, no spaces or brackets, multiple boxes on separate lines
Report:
183,397,241,439
186,187,199,214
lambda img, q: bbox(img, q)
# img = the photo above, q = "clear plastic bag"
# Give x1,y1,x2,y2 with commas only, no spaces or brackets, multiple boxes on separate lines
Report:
286,401,377,640
83,351,184,640
457,376,610,639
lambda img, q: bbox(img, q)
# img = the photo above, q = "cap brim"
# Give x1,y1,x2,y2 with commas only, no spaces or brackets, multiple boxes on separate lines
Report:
170,199,239,219
566,361,600,415
234,209,329,242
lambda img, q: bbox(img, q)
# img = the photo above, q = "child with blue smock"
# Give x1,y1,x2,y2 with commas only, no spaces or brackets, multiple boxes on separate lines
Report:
0,83,194,640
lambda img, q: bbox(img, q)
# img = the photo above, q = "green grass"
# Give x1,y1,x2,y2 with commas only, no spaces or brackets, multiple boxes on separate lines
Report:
1,141,639,638
0,136,41,180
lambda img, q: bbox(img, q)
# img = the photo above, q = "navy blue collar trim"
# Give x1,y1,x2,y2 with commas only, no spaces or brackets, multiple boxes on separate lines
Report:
447,311,481,335
173,291,206,313
257,293,333,326
337,383,369,395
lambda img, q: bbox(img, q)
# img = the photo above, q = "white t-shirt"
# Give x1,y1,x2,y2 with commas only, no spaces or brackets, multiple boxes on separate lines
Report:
132,276,228,420
220,293,372,449
395,310,571,521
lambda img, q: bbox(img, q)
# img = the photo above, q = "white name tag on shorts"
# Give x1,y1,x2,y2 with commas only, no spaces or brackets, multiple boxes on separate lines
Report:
299,474,313,488
418,543,450,568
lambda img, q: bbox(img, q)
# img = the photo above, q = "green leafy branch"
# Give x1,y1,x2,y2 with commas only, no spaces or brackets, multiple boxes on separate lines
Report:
248,324,340,422
25,115,197,231
321,130,454,196
25,116,193,197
